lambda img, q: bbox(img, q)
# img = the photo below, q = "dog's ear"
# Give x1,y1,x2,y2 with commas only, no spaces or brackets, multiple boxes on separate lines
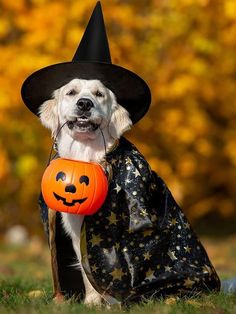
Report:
108,100,132,139
39,90,59,138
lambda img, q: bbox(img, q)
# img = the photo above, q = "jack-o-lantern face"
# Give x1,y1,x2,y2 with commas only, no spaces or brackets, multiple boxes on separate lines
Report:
41,158,108,215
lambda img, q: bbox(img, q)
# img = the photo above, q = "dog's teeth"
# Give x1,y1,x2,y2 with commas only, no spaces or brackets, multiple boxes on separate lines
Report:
77,116,88,121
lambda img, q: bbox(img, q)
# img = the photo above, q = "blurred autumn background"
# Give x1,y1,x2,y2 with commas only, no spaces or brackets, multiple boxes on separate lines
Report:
1,0,236,242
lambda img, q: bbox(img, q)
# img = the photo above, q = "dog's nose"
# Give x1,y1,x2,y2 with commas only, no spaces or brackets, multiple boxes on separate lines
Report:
65,184,76,194
76,98,94,111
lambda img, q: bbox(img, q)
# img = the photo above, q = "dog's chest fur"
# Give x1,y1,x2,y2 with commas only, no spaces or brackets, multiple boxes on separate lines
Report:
57,129,115,162
58,134,116,262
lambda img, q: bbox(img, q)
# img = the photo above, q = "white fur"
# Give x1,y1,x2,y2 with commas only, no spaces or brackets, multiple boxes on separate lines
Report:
39,79,132,305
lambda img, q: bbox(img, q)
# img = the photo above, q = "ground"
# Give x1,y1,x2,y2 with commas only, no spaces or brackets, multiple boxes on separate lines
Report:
1,235,236,313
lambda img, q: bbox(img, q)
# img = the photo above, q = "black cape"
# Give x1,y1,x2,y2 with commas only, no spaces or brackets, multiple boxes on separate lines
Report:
39,137,220,304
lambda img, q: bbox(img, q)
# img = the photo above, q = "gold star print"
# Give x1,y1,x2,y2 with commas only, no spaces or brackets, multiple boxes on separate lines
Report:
121,212,127,220
184,222,190,229
143,252,152,260
145,268,156,281
202,264,213,275
110,268,125,280
194,277,200,283
125,157,133,164
140,209,148,217
133,169,141,178
90,234,102,247
168,250,178,261
143,229,153,237
184,246,191,253
125,178,131,184
183,277,195,288
111,158,117,165
169,218,177,226
108,212,118,225
165,265,172,272
114,184,121,193
91,265,98,272
150,182,156,190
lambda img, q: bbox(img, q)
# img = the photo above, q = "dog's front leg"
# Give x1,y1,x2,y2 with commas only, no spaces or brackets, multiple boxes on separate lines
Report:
61,213,102,306
70,233,102,306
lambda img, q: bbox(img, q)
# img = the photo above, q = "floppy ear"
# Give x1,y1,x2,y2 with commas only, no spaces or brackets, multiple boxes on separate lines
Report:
39,90,59,138
108,102,132,139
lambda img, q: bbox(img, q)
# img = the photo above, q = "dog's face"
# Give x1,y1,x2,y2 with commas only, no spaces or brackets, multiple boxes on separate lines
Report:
39,79,132,140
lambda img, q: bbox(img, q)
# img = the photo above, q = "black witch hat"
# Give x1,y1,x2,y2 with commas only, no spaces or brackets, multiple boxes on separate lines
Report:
21,2,151,124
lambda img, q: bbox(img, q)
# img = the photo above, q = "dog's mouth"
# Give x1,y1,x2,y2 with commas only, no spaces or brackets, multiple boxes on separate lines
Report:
67,117,99,132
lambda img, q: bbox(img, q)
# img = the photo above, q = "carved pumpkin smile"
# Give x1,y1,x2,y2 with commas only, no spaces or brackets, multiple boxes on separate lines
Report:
53,192,87,207
41,158,108,215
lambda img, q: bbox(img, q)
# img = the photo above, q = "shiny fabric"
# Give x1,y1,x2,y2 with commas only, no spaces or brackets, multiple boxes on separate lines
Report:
81,137,220,303
39,137,220,303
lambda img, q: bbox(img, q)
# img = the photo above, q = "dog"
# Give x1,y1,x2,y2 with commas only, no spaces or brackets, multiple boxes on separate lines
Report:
39,78,220,306
40,78,132,305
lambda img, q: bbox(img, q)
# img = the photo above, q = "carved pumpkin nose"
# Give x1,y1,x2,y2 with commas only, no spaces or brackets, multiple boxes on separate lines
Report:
65,184,77,194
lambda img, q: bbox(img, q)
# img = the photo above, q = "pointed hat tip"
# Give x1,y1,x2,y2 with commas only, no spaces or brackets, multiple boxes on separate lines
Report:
95,1,102,9
72,0,111,63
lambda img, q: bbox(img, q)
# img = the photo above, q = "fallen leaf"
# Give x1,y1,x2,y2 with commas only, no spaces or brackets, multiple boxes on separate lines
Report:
164,297,177,305
27,290,44,298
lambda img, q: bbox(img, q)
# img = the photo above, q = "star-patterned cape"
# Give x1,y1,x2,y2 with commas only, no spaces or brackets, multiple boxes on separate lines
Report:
39,137,220,304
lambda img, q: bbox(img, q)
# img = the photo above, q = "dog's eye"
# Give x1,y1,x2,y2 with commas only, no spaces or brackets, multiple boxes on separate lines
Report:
56,171,66,181
66,89,77,96
79,175,89,186
95,91,104,98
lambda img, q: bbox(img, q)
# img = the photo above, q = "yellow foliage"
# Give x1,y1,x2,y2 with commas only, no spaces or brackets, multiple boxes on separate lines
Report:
0,18,10,38
224,0,236,19
1,0,236,234
15,155,38,178
0,148,10,180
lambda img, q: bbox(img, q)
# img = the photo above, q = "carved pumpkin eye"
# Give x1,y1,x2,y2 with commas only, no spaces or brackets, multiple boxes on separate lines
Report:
79,175,89,186
56,171,66,181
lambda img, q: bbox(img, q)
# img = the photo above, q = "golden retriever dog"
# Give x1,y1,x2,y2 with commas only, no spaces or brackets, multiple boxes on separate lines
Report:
22,1,235,307
38,78,222,306
39,78,132,305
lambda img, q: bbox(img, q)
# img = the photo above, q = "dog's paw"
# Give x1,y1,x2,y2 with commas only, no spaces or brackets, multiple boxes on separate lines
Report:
104,295,121,310
84,290,102,307
53,292,65,304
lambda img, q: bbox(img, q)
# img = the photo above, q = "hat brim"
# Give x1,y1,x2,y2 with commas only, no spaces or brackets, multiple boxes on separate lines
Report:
21,61,151,124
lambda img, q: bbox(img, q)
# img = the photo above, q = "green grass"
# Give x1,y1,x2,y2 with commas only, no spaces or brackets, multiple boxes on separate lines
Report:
1,278,236,314
1,240,236,313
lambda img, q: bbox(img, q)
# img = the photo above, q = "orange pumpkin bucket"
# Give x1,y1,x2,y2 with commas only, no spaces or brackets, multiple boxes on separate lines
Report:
41,158,108,215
